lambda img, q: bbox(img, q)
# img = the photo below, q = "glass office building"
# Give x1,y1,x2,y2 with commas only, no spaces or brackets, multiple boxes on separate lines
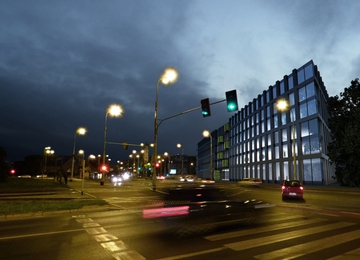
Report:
197,60,336,185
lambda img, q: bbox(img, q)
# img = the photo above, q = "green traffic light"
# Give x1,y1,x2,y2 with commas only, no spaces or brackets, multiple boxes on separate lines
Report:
227,103,238,111
226,90,238,112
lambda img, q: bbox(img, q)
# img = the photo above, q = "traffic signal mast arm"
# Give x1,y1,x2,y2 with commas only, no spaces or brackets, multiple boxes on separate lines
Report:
157,99,226,128
106,142,143,147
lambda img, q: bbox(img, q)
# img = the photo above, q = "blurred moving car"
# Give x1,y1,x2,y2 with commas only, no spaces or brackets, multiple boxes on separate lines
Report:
179,175,195,182
18,175,31,178
110,175,122,184
281,179,303,200
36,174,47,178
185,175,194,182
142,184,274,236
200,178,215,184
237,178,263,187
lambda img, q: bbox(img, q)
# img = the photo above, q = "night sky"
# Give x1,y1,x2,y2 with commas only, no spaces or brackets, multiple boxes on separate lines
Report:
1,0,359,163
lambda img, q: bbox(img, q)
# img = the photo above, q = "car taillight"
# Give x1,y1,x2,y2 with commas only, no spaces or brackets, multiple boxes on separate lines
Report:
300,186,303,190
281,185,285,190
142,206,189,219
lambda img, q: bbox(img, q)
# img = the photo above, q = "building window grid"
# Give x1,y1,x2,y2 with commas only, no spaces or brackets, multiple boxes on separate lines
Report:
221,62,329,184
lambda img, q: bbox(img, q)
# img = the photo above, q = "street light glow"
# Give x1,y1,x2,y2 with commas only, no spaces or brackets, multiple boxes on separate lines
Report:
108,104,123,117
160,68,178,85
202,130,210,138
276,99,289,112
77,127,87,135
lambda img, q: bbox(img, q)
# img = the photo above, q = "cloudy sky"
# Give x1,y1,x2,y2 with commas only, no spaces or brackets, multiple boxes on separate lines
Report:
1,0,359,163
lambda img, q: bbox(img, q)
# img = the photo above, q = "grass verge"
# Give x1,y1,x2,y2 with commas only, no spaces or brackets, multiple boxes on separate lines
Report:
0,199,108,215
0,178,108,215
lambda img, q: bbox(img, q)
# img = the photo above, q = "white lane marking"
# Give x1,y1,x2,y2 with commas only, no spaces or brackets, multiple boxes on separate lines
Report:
156,247,227,260
0,228,84,240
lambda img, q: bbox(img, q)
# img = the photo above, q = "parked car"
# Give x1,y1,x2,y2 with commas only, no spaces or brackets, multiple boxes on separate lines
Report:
281,179,304,200
142,184,274,236
237,178,263,187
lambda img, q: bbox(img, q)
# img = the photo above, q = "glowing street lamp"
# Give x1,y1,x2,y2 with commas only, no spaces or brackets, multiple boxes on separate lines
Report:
202,130,213,180
152,68,178,191
101,104,123,185
277,99,297,180
70,127,86,181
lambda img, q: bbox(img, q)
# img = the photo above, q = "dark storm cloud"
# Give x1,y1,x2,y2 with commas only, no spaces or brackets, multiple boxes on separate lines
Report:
0,0,225,162
2,0,359,163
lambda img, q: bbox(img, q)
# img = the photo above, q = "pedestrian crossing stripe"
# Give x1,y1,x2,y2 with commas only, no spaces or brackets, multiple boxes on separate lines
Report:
224,222,355,251
205,218,326,241
254,229,360,260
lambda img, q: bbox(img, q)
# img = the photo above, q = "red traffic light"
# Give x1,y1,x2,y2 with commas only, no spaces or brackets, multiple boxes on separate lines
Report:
10,169,15,174
100,165,108,172
155,163,160,168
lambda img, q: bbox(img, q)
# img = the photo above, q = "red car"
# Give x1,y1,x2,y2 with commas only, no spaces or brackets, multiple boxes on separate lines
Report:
281,180,303,200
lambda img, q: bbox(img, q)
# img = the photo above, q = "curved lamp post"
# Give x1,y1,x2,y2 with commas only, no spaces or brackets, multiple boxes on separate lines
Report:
101,104,123,185
44,147,54,178
79,150,85,195
70,127,86,181
202,130,213,180
152,68,178,191
164,152,170,175
276,99,297,180
176,143,184,175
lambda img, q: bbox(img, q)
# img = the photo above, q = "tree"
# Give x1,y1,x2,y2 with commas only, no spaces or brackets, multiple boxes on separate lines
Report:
327,78,360,186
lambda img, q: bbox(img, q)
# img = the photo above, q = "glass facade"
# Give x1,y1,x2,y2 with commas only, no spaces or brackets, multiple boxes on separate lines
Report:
197,60,336,185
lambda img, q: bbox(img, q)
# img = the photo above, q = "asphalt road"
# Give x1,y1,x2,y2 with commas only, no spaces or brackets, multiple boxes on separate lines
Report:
1,178,360,259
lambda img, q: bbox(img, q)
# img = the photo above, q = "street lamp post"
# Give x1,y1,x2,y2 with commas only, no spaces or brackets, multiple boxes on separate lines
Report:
176,143,184,175
43,146,50,177
164,152,170,175
277,99,297,180
152,68,178,191
101,104,123,185
44,147,54,178
202,130,213,180
79,150,85,195
71,127,86,182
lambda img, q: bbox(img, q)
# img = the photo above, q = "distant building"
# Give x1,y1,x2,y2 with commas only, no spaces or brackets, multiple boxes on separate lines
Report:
197,60,336,185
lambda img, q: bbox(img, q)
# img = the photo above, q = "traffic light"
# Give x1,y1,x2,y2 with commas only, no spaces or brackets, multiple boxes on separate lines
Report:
123,142,128,150
100,165,108,172
155,163,160,168
201,98,211,117
226,90,238,112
